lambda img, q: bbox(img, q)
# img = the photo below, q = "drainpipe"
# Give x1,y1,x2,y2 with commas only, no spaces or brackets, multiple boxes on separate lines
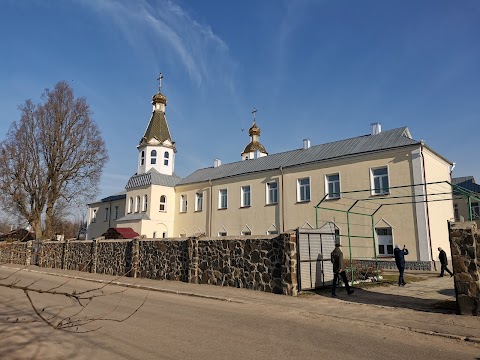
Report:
420,143,435,270
280,166,285,233
209,179,213,236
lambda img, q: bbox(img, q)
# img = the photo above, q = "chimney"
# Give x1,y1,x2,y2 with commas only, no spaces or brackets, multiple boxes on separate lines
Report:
214,158,221,168
370,122,382,135
303,139,311,149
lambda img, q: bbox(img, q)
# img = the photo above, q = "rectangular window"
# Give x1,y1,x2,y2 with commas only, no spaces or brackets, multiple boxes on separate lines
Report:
195,192,203,211
218,231,227,236
266,181,278,204
242,231,251,236
241,186,251,207
376,227,393,255
104,207,109,221
151,158,156,164
114,206,119,220
180,195,187,213
326,174,340,199
454,204,459,221
92,209,97,223
471,202,480,219
219,189,228,209
372,167,389,195
267,230,279,235
297,178,310,202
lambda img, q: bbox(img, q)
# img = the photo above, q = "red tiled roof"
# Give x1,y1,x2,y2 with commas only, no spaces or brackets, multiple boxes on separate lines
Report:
113,227,139,239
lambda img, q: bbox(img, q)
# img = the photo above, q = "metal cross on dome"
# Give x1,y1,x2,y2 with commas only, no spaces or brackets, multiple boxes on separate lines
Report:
252,107,257,124
157,73,163,92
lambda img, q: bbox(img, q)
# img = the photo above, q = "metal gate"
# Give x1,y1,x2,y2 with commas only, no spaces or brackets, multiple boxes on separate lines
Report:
296,228,336,291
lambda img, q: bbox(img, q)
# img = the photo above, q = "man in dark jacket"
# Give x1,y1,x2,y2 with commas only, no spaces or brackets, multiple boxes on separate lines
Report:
393,244,409,286
438,247,453,277
331,242,354,297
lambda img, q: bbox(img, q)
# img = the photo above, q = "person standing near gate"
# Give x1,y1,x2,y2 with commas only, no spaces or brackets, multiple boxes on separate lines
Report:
438,247,453,277
331,241,354,297
394,244,409,286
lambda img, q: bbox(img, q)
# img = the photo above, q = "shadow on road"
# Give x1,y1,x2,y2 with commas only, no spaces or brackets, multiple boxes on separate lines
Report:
311,287,457,314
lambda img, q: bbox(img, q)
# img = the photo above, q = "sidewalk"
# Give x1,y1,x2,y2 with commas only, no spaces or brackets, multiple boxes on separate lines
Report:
2,264,479,344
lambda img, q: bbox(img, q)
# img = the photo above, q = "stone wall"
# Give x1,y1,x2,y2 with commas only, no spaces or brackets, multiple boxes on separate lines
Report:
449,221,480,315
0,233,298,296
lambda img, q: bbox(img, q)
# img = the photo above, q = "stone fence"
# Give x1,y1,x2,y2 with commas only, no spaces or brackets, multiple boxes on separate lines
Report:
449,221,480,315
0,233,298,296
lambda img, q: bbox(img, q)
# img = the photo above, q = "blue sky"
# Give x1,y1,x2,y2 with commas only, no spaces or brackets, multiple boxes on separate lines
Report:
1,0,479,203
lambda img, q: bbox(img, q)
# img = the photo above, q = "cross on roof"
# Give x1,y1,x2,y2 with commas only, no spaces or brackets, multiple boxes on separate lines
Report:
157,73,163,92
252,107,257,124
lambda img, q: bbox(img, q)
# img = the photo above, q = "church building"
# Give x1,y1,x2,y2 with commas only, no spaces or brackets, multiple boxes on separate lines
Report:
87,78,454,265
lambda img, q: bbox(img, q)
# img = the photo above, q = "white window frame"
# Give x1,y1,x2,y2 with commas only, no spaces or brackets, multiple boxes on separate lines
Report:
218,231,227,236
114,206,119,220
164,151,169,166
140,151,145,166
471,202,480,219
159,195,167,212
371,167,390,195
104,207,109,222
195,192,203,211
92,209,97,223
241,185,251,207
143,195,148,212
135,195,141,212
266,181,278,204
180,195,187,213
128,197,133,213
297,177,311,202
325,173,341,199
376,227,393,256
219,189,228,209
151,150,157,165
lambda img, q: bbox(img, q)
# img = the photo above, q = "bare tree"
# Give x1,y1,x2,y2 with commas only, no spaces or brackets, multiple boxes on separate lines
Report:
0,81,108,238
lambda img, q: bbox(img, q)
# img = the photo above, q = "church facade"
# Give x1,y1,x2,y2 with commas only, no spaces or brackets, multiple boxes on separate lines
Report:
87,83,454,264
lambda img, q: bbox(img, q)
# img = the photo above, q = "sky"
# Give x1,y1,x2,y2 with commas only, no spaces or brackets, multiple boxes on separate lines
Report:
1,0,479,207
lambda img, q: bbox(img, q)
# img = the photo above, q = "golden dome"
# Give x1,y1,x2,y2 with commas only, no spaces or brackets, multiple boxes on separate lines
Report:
249,122,260,136
152,92,167,105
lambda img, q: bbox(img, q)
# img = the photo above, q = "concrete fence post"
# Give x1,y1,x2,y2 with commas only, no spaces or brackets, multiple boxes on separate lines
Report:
91,239,98,273
131,238,139,278
188,237,199,284
25,241,33,266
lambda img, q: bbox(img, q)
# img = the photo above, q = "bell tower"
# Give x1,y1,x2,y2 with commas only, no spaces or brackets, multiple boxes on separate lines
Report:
137,73,176,175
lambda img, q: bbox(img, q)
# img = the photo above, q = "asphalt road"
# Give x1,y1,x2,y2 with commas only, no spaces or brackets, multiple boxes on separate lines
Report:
0,268,478,360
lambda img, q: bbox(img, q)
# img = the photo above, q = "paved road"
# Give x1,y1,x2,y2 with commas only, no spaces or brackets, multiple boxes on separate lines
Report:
0,268,478,360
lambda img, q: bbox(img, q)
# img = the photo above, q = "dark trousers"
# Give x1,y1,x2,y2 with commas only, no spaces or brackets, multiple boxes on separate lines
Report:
332,270,351,295
398,266,405,285
440,264,453,277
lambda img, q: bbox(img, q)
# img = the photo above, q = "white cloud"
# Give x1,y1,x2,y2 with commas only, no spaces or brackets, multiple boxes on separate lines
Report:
78,0,233,88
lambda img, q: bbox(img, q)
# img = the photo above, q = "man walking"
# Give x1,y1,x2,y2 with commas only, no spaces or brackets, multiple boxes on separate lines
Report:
394,244,409,286
438,247,453,277
331,241,354,297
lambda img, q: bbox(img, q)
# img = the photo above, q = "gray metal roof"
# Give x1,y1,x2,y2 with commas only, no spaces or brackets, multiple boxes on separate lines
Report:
178,127,420,186
452,176,480,193
116,212,151,222
126,168,182,189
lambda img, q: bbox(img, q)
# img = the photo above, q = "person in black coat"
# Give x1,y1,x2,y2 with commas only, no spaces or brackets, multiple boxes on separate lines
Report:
438,247,453,277
393,244,409,286
330,242,354,297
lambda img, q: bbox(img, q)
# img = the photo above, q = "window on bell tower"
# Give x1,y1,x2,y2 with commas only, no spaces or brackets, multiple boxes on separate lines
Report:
141,151,145,166
164,151,169,166
151,150,157,165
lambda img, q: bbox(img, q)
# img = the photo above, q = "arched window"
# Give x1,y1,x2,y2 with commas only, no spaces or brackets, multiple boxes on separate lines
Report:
151,150,157,165
159,195,167,212
143,195,148,212
164,151,169,166
128,197,133,213
135,195,140,212
141,151,145,166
